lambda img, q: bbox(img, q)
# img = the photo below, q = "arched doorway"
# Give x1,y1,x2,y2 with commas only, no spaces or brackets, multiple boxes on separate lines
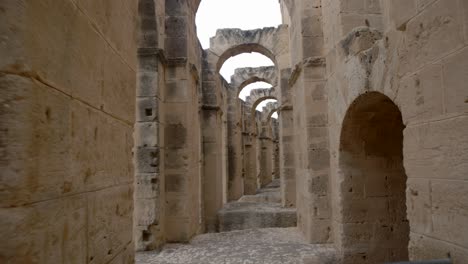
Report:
339,92,409,263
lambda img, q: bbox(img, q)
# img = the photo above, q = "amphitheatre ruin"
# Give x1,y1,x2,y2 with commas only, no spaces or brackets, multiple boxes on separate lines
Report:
1,0,467,263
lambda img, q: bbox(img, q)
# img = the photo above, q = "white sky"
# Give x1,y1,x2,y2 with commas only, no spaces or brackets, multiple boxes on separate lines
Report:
196,0,282,106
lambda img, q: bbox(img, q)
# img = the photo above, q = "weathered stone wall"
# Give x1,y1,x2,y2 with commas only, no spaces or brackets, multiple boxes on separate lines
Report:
2,0,467,262
0,0,137,262
322,0,468,262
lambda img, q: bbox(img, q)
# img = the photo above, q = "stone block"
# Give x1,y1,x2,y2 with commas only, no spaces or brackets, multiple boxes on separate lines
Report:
135,173,160,199
165,217,192,242
431,180,468,247
165,80,189,102
397,64,444,123
165,195,189,218
165,37,188,58
407,178,433,235
307,148,330,171
87,185,133,264
0,196,87,264
101,50,136,123
135,122,159,148
442,46,468,114
340,0,367,14
399,0,464,75
135,147,160,173
137,71,159,97
0,75,72,206
165,174,187,193
165,0,188,16
136,97,159,122
74,0,138,68
304,218,332,244
404,116,468,181
302,36,324,58
134,198,160,226
165,124,188,149
302,16,323,37
409,232,468,262
165,16,188,38
71,102,133,191
309,174,329,197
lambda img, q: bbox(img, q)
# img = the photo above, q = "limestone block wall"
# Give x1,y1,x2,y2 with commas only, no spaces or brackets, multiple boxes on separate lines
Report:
386,0,468,261
322,0,468,262
0,0,137,262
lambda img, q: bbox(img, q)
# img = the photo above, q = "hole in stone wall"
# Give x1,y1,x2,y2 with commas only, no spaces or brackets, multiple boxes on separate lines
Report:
339,92,409,263
142,230,152,242
145,108,153,117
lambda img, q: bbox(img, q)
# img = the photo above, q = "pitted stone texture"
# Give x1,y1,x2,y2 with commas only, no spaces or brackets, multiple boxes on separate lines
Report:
218,202,296,232
230,66,278,94
135,228,337,264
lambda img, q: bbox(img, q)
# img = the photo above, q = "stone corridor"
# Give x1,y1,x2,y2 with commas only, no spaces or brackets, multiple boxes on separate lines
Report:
1,0,468,263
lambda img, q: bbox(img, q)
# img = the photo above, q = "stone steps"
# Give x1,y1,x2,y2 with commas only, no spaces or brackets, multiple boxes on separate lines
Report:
217,201,297,232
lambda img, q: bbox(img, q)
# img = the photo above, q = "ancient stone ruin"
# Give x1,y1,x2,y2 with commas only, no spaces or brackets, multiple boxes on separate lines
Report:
1,0,467,263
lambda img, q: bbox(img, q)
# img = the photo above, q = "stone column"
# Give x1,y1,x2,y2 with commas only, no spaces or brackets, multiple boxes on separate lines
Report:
163,0,203,242
226,86,244,201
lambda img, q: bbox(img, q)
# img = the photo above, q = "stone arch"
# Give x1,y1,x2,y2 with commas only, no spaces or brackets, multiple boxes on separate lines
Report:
261,102,280,123
245,89,278,110
230,66,278,96
209,26,289,72
338,92,409,263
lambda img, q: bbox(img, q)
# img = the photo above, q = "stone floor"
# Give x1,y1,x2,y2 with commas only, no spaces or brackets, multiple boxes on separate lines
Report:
135,228,337,264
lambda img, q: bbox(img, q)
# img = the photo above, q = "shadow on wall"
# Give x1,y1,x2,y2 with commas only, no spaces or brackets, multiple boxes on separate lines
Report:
339,92,409,264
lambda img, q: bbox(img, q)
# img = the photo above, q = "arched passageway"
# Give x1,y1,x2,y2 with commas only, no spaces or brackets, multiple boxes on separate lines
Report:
339,92,409,263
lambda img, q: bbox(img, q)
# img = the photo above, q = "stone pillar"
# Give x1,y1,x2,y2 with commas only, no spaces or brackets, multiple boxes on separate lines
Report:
259,124,274,187
226,86,243,201
279,107,296,207
201,106,225,232
163,0,203,242
200,51,229,232
279,68,296,208
134,48,164,251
